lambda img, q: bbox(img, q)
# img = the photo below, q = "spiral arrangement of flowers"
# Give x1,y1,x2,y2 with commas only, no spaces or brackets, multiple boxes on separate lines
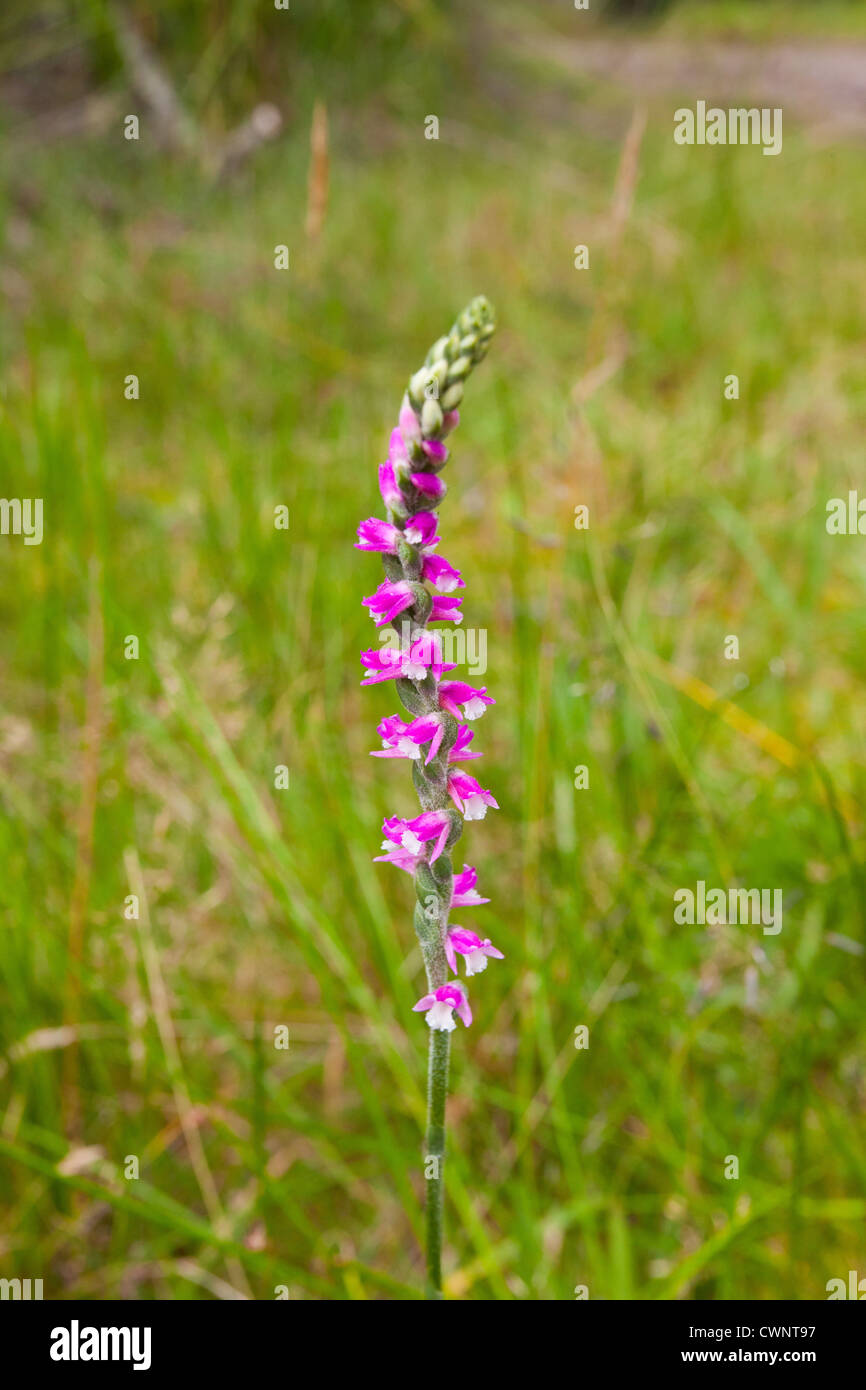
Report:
356,298,501,1296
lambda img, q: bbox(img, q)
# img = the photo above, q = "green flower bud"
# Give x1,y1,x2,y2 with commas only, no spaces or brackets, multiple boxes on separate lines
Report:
412,755,445,809
415,859,445,909
440,383,464,411
408,583,432,624
408,367,431,406
413,900,438,948
406,439,425,466
436,712,460,757
421,398,444,436
382,553,404,583
444,808,464,852
449,356,473,381
414,671,439,704
396,537,422,579
425,336,449,367
431,853,453,887
395,677,430,717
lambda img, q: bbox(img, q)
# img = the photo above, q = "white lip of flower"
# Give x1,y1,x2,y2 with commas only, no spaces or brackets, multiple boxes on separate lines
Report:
463,949,488,976
397,737,421,758
437,575,458,593
405,660,427,680
404,525,423,543
400,830,423,854
426,1001,457,1031
463,697,486,719
462,795,488,821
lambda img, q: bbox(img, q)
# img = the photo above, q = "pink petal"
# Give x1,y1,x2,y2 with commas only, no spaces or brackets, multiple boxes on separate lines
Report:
410,471,446,499
430,818,451,863
425,721,445,765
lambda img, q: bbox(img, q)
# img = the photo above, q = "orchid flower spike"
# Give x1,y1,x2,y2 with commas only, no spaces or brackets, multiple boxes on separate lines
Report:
356,296,497,1296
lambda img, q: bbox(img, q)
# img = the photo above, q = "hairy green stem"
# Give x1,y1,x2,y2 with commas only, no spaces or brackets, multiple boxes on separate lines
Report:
424,1025,450,1298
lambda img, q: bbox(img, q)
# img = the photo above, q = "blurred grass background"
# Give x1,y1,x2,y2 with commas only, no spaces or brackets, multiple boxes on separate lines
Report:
1,0,865,1300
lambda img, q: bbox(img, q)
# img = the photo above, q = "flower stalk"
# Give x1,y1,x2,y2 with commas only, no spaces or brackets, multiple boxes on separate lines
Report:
358,297,500,1298
424,1027,449,1298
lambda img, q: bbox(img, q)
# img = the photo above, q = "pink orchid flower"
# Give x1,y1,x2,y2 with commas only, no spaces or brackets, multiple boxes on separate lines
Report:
438,681,496,721
360,634,454,685
413,983,473,1031
370,713,446,764
429,595,463,624
445,927,504,977
356,513,440,554
362,583,461,628
410,471,446,501
404,513,441,547
421,553,464,591
447,770,499,820
377,810,453,865
422,438,448,465
447,726,481,762
451,864,490,907
388,426,410,467
378,456,405,511
371,718,479,766
399,400,422,443
363,580,418,627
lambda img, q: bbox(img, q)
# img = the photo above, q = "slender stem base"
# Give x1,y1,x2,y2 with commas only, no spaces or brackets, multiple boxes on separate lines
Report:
424,1025,450,1299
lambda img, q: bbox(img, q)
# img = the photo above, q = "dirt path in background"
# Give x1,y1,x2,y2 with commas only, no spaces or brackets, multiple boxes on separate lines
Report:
525,35,866,137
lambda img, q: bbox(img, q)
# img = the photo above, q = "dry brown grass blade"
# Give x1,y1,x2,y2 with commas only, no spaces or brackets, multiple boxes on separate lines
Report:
574,106,645,403
609,104,647,258
305,100,330,244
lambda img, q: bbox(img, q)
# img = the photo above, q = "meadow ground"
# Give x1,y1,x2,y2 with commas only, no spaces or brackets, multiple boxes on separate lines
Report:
1,1,865,1299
